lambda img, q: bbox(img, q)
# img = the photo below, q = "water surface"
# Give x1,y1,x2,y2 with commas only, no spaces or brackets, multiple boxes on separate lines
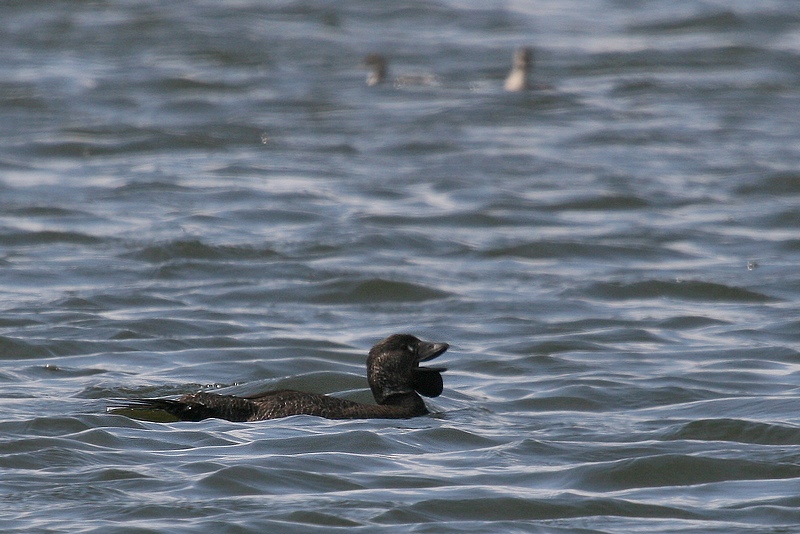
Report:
2,1,800,532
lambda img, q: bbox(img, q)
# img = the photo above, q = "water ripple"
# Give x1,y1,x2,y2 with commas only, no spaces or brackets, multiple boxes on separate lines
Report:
1,0,800,531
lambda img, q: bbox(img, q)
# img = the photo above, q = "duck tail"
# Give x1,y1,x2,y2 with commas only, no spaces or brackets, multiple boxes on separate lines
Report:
107,397,209,422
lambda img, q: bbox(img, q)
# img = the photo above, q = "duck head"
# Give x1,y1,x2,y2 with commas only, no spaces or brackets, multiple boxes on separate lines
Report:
367,334,449,404
362,53,388,86
513,46,533,71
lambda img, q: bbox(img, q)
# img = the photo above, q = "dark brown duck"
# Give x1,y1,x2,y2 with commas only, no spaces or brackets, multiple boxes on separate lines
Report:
111,334,449,422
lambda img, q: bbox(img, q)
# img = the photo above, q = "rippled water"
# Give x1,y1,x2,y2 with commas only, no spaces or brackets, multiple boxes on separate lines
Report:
2,0,800,531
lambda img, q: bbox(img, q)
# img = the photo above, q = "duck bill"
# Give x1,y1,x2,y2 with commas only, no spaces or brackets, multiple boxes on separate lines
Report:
416,341,449,363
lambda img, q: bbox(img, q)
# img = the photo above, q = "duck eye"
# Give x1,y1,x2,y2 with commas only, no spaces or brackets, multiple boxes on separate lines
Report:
405,344,415,354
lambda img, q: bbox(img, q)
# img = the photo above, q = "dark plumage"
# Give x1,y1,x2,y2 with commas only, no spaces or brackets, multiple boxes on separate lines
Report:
110,334,449,422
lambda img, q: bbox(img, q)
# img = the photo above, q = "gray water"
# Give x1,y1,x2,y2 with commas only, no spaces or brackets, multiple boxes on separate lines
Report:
2,1,800,532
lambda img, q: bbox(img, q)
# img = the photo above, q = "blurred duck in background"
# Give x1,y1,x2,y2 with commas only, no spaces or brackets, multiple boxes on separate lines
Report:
362,53,439,88
504,46,533,92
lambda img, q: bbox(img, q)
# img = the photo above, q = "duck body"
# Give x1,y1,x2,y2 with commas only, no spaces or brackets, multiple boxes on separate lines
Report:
362,53,439,88
112,334,449,422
